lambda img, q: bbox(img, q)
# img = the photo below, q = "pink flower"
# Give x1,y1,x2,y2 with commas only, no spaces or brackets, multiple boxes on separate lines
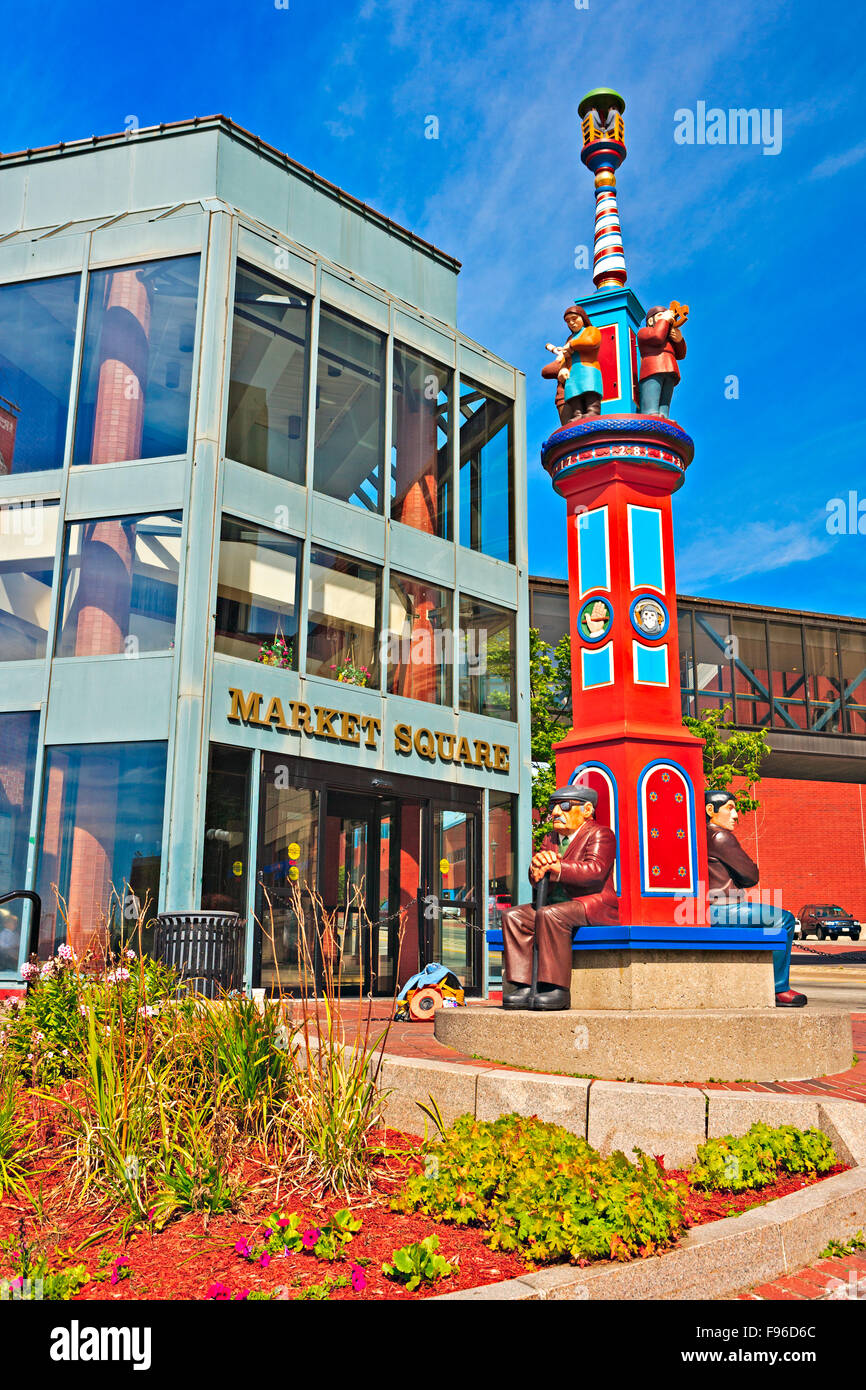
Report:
350,1263,367,1293
234,1289,249,1301
301,1227,320,1250
235,1239,252,1260
277,1217,290,1228
259,1252,271,1268
20,963,38,982
207,1281,232,1300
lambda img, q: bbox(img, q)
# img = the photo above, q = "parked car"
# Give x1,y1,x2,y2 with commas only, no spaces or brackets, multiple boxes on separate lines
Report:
797,904,861,942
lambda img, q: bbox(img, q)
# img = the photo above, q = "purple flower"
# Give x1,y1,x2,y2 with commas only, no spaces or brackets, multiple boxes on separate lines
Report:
207,1281,232,1300
350,1263,367,1293
301,1227,321,1250
259,1252,271,1268
263,1227,273,1238
234,1238,252,1260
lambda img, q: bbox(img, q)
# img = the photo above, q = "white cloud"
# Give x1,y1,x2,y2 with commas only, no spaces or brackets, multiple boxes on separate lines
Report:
675,519,835,588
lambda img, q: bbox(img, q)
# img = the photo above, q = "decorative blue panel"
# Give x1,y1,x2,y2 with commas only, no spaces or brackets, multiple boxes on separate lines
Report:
628,505,664,592
577,506,609,595
633,640,668,685
581,641,613,688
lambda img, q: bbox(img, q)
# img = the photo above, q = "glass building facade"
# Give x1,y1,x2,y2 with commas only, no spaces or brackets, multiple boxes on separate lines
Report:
0,119,530,996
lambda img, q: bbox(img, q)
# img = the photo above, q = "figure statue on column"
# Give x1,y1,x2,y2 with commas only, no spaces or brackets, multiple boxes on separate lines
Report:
500,786,618,1012
543,305,603,426
704,789,807,1008
637,303,688,418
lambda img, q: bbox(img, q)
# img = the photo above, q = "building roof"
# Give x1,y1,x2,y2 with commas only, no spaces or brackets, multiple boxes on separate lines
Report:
0,115,462,273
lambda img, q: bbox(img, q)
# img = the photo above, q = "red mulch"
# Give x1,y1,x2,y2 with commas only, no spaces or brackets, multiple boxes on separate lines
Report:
0,1104,848,1302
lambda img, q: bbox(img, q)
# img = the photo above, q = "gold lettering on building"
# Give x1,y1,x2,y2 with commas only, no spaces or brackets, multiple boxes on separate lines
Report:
227,689,510,773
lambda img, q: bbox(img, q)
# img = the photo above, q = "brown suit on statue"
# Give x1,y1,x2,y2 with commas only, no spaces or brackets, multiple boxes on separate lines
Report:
501,821,619,990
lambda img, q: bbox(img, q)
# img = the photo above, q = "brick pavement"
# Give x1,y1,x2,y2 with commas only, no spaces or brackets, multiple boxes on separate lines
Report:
743,1253,866,1301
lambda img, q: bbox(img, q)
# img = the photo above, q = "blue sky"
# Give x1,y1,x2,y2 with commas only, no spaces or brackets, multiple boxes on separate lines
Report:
3,0,866,616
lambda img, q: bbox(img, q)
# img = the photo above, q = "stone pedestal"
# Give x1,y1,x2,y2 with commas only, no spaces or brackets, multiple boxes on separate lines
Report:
435,1006,853,1083
567,948,775,1010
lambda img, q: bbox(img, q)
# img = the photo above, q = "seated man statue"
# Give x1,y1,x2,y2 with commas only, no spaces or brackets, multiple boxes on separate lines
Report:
704,789,806,1008
500,786,618,1012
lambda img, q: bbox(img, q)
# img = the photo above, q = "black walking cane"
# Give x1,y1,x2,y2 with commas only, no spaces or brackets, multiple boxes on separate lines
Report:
528,871,550,1003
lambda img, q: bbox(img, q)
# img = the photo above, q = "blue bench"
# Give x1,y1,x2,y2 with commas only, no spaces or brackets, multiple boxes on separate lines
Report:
486,923,787,953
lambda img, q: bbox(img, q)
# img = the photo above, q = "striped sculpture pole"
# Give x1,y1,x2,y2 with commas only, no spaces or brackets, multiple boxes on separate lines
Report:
577,88,628,290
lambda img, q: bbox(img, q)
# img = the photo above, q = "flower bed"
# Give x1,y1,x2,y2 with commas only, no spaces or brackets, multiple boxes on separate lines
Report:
0,1111,847,1301
0,940,849,1301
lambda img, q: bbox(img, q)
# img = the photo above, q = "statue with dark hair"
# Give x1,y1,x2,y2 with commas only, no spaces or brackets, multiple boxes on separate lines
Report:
704,788,806,1008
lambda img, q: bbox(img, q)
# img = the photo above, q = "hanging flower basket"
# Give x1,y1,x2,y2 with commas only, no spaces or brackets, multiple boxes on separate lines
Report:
331,661,372,687
258,635,293,668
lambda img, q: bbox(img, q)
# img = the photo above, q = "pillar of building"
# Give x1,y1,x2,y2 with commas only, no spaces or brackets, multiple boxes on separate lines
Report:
66,268,151,957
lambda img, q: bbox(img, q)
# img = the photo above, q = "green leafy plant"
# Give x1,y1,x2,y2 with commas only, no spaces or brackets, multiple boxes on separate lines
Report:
393,1113,689,1265
0,1236,88,1301
0,1066,34,1199
295,1274,349,1300
821,1230,866,1259
691,1123,837,1193
382,1235,455,1291
683,703,769,815
527,629,573,846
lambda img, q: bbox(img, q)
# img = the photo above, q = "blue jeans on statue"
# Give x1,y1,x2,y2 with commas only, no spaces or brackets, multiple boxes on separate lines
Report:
639,372,676,417
708,901,796,995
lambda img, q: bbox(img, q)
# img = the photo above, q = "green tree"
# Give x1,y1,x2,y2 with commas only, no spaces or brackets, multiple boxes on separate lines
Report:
682,703,769,814
528,629,572,845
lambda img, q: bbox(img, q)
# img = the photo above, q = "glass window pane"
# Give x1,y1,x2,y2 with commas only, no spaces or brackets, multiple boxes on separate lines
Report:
391,343,451,538
55,512,181,657
0,711,40,971
35,740,167,958
840,631,866,734
804,627,842,730
214,516,301,667
768,621,807,730
0,274,79,474
532,586,570,652
488,790,515,905
0,500,59,661
458,379,513,562
677,605,695,692
258,761,319,991
73,255,199,464
201,744,250,916
306,546,381,685
432,807,478,988
692,610,732,695
313,306,385,511
386,572,452,705
729,616,770,699
459,595,515,720
226,263,310,482
733,698,771,729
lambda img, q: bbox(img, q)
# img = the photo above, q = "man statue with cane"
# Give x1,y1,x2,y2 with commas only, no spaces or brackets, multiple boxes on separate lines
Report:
500,786,619,1011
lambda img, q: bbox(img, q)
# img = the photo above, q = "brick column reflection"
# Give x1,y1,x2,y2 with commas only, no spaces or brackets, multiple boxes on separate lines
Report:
66,269,151,957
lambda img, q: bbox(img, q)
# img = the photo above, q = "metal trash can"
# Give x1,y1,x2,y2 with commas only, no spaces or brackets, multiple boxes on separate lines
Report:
153,911,243,998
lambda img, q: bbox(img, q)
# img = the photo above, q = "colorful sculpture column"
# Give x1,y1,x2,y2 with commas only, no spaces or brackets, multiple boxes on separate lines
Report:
542,90,709,932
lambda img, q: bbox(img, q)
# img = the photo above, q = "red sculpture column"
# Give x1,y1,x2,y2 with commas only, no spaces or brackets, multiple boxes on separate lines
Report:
65,269,150,957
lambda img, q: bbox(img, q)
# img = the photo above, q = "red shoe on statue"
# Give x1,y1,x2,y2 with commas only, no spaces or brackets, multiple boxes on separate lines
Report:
775,989,807,1008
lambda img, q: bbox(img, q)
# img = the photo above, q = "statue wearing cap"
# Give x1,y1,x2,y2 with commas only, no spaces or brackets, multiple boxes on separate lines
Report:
500,786,619,1012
